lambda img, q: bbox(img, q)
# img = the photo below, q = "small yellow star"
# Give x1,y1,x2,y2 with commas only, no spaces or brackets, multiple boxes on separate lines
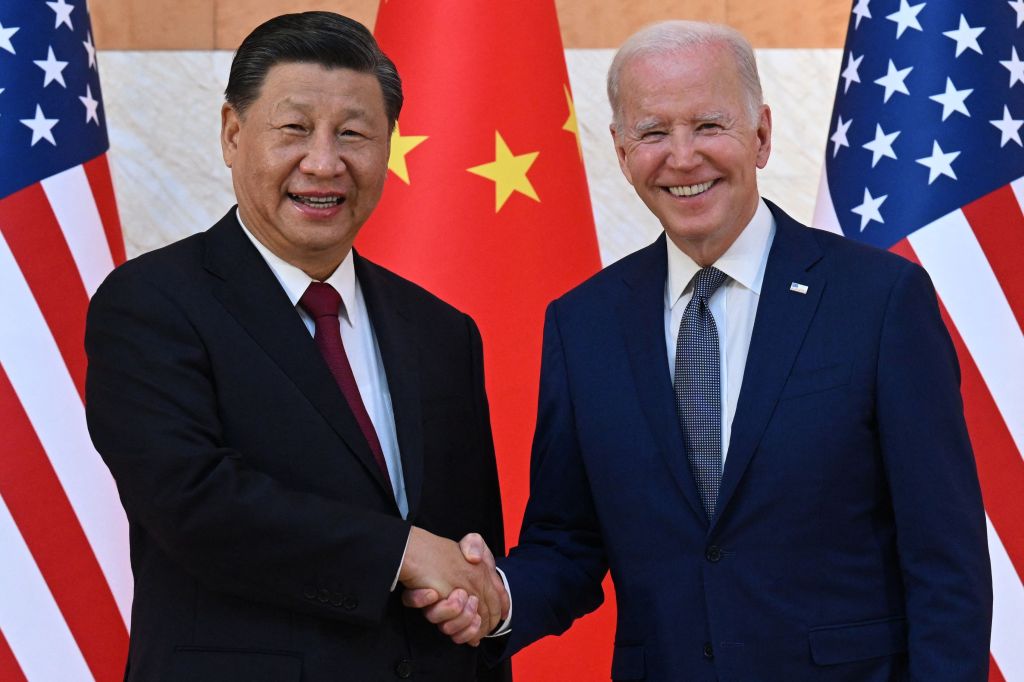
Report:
467,131,540,212
562,85,582,160
388,123,428,184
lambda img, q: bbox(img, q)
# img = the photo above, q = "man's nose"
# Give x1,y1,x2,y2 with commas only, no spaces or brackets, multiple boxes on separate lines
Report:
299,131,346,176
665,130,701,170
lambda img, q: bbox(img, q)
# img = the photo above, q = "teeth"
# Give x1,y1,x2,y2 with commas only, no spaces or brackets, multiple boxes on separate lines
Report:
668,181,714,197
291,194,341,207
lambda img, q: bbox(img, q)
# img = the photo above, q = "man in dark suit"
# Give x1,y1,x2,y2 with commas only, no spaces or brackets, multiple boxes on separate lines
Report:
85,12,507,682
410,20,992,681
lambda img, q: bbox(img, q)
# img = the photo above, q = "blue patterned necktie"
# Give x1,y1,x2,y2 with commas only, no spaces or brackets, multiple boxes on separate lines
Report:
675,266,728,520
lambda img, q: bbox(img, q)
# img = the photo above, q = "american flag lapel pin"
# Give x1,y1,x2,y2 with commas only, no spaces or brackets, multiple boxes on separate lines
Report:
790,282,809,295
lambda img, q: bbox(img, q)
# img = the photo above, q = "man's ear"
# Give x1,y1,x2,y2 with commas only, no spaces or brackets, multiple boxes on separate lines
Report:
221,103,241,168
755,104,772,170
610,124,635,186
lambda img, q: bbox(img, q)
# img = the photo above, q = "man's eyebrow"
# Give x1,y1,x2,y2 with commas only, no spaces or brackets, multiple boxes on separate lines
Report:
270,98,373,121
694,111,729,124
632,118,664,134
270,98,311,115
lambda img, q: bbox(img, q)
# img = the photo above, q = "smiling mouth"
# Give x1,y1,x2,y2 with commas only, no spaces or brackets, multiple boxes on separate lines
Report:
666,180,716,197
288,193,344,208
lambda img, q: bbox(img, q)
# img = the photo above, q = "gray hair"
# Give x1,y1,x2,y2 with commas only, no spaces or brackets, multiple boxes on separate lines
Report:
607,21,763,131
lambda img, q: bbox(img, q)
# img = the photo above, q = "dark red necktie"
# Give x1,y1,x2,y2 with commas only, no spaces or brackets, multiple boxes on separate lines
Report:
299,282,392,489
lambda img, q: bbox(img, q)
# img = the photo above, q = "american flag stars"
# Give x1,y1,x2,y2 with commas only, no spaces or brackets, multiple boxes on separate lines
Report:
46,0,74,31
823,1,1024,246
1002,47,1024,86
19,103,58,145
886,0,925,39
0,21,18,53
34,46,68,87
1010,0,1024,29
841,53,863,92
1,0,109,198
990,106,1024,147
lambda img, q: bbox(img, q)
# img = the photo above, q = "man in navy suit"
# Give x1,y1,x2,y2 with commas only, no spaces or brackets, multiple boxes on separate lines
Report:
409,20,991,681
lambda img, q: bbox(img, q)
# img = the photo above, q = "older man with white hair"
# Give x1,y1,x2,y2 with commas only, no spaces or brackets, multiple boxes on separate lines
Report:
408,20,991,681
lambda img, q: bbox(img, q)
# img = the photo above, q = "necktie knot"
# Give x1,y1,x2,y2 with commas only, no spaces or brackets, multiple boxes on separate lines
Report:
692,266,727,303
300,282,342,320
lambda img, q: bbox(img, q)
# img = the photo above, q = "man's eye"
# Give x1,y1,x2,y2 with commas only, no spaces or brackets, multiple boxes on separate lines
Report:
281,123,307,132
641,130,666,140
697,123,722,132
339,129,363,138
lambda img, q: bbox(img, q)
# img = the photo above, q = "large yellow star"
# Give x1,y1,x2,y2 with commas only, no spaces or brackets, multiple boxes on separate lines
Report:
388,123,428,184
562,85,582,160
467,131,540,212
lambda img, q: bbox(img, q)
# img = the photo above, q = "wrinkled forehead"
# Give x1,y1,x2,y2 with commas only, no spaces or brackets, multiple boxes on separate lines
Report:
620,47,743,113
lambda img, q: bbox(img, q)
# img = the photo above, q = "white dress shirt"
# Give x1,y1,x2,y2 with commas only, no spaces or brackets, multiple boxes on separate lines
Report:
237,213,408,519
665,198,775,462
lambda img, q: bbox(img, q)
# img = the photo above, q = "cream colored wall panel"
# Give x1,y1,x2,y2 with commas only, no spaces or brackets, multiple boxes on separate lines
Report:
756,49,842,233
102,52,234,257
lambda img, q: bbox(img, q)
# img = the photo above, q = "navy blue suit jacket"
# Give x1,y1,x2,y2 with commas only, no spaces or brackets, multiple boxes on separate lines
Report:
495,202,991,681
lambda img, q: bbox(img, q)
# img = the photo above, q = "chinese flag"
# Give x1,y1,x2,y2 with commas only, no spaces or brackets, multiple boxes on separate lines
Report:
360,1,611,679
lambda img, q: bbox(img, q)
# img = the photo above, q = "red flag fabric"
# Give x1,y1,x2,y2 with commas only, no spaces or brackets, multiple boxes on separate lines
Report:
362,2,608,678
0,1,130,679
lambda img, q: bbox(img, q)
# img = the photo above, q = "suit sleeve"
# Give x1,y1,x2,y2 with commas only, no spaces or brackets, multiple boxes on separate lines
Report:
491,300,607,658
465,315,513,682
85,264,411,627
877,261,992,680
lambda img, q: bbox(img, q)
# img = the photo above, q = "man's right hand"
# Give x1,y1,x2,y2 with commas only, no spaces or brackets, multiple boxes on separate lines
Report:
398,528,507,641
400,531,507,645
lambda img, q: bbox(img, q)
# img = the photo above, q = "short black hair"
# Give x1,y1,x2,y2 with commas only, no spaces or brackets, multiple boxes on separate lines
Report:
225,11,403,128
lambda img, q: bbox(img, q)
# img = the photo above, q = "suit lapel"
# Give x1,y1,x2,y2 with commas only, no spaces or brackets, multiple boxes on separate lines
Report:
617,236,708,523
713,203,825,527
202,211,395,499
354,254,425,519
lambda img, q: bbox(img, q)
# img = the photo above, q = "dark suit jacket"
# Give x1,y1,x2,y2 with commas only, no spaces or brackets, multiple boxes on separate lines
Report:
85,210,508,682
493,202,991,681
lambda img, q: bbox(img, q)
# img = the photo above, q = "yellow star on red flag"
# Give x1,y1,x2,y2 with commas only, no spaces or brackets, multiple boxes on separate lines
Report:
467,131,539,212
563,85,582,160
387,123,428,184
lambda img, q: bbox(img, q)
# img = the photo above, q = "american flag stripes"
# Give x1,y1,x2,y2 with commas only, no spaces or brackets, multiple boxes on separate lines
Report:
814,2,1024,679
0,1,130,680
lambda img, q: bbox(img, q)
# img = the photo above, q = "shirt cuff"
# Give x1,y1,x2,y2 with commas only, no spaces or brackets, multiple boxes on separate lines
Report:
391,528,412,592
486,566,512,637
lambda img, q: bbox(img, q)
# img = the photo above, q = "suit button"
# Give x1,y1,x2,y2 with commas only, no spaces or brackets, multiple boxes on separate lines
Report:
342,596,358,611
302,585,316,600
316,588,330,603
330,592,344,607
394,659,413,678
705,546,722,562
703,642,714,659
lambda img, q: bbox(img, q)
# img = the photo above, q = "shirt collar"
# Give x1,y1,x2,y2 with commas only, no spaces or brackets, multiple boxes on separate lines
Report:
236,208,357,323
666,198,776,308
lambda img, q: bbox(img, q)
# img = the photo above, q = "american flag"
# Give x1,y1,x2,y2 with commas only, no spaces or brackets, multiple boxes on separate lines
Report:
0,0,130,680
814,1,1024,679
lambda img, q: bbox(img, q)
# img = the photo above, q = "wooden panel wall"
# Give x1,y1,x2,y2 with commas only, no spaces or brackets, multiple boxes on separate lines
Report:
89,0,850,51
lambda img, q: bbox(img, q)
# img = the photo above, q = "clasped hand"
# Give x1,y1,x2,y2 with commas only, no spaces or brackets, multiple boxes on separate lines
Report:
398,528,506,646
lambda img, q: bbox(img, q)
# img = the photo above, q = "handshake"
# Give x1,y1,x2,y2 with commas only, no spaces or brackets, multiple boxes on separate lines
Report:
398,527,508,646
